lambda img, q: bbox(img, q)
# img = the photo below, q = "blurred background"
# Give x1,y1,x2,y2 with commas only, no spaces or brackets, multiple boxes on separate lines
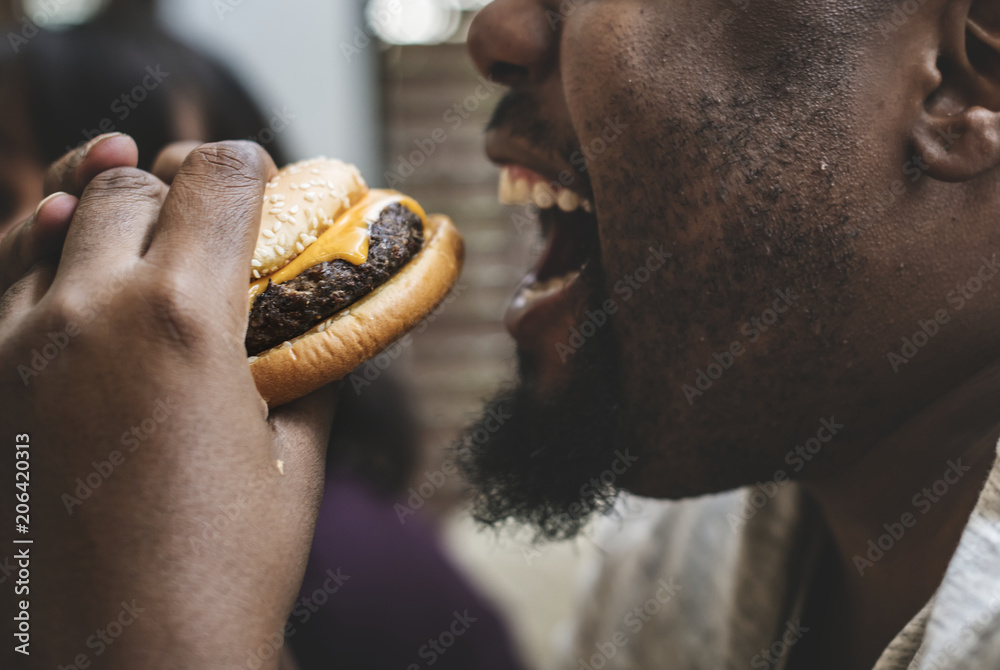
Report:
0,0,630,667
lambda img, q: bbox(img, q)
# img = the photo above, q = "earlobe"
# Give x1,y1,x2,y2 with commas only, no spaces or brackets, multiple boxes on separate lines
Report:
913,106,1000,182
911,0,1000,183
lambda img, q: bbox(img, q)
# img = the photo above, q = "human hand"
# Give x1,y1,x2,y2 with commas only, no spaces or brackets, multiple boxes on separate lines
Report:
0,139,337,669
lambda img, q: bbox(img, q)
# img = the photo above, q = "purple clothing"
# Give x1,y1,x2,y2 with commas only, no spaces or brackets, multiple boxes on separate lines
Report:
288,473,528,670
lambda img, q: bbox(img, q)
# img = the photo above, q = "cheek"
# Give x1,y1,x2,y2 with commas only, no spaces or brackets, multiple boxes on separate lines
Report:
560,1,728,308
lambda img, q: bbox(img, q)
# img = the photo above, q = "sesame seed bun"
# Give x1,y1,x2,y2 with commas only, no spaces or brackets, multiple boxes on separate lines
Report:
250,213,464,408
252,158,368,278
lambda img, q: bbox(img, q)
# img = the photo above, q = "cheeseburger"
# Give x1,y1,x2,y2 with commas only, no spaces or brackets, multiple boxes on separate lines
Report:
246,158,463,407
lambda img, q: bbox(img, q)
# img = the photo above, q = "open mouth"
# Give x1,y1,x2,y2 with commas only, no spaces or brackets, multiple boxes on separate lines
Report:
498,165,600,348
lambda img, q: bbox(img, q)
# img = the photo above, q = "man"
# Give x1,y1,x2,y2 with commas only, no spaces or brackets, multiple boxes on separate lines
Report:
3,0,1000,668
456,1,1000,669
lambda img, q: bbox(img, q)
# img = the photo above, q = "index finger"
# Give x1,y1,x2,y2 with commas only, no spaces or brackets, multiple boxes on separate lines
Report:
146,141,277,305
43,133,139,198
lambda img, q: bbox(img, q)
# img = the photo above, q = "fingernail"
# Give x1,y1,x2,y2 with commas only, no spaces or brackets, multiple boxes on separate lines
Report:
81,132,126,159
32,192,69,220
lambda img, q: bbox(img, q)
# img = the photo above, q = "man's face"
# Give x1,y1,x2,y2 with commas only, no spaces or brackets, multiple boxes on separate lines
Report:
458,0,1000,528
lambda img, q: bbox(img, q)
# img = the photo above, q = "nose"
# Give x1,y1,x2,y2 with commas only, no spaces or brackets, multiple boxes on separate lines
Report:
467,0,556,86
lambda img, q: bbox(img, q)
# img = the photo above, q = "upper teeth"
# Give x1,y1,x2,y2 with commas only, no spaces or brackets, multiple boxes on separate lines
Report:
499,166,592,213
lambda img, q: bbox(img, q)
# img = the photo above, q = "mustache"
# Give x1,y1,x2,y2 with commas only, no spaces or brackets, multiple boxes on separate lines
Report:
486,90,580,164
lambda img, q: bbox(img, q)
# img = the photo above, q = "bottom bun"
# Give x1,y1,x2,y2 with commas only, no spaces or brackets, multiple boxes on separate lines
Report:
250,213,464,407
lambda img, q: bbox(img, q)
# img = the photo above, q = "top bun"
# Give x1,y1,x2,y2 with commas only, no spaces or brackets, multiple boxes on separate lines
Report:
252,158,369,278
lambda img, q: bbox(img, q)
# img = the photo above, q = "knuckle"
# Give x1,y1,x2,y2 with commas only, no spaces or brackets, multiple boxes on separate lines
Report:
43,291,91,329
185,141,266,184
139,272,212,351
84,167,166,204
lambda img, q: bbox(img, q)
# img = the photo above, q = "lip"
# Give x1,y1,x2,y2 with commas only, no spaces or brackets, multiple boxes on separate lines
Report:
487,128,600,359
485,128,593,200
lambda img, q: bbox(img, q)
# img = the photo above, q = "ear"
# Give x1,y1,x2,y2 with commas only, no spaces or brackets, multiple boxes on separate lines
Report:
913,0,1000,182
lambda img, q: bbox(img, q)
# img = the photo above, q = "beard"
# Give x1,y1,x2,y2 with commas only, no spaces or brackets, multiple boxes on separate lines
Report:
455,289,630,541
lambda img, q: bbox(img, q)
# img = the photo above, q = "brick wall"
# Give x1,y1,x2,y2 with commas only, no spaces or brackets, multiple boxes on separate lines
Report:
379,43,536,467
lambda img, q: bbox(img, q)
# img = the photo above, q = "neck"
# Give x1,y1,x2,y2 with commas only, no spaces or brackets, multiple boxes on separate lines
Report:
802,365,1000,668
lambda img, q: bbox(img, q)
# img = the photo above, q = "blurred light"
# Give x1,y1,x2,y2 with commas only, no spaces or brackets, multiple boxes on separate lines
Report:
366,0,462,45
21,0,109,27
438,0,493,9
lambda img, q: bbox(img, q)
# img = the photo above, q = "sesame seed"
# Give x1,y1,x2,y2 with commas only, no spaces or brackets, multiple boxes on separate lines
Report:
283,341,293,348
275,245,285,255
295,242,305,253
269,208,282,215
303,234,317,244
278,213,290,222
251,259,262,267
290,205,299,214
290,183,298,190
262,229,276,238
278,234,287,245
305,193,316,202
274,221,282,231
275,194,285,200
318,207,327,220
248,356,258,363
252,269,260,279
300,183,311,190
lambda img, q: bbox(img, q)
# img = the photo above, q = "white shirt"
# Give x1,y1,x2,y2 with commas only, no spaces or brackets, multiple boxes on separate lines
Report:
555,443,1000,670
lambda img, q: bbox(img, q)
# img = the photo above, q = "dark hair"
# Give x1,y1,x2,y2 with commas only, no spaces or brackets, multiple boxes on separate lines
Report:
1,10,288,169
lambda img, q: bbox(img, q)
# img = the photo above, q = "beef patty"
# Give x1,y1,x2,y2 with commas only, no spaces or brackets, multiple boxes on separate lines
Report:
246,202,424,356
